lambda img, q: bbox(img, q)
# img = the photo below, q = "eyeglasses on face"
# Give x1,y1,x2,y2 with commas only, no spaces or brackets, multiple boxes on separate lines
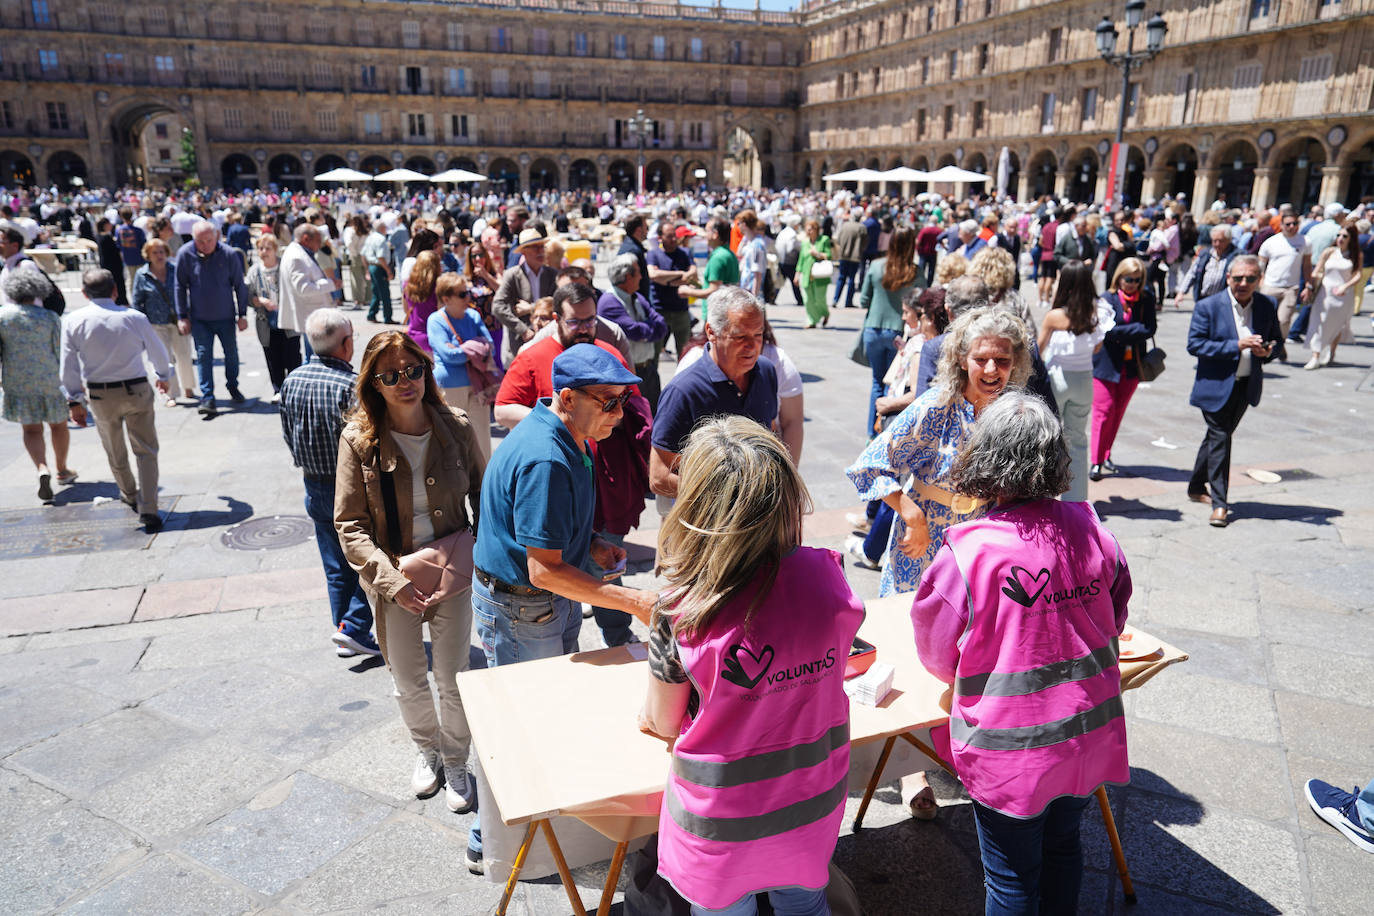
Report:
1228,274,1260,284
1119,275,1142,284
579,389,632,413
561,315,598,329
373,364,425,386
444,289,471,300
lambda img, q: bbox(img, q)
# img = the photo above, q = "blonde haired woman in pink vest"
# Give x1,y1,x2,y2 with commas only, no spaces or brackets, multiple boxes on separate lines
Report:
912,390,1133,915
640,415,864,916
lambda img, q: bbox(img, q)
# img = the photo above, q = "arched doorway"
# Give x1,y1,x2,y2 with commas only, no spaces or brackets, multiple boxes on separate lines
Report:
912,156,931,195
529,157,559,191
607,159,634,194
1122,146,1145,208
1274,138,1323,211
452,157,480,175
268,154,305,191
999,150,1021,200
1028,151,1057,199
46,151,87,190
313,154,347,176
645,159,672,193
569,159,597,190
221,153,257,190
488,157,519,194
359,155,391,176
761,161,776,189
1163,144,1198,200
863,157,882,196
682,159,709,188
403,156,435,175
1068,150,1098,204
1215,140,1258,208
723,126,761,188
0,150,34,186
1344,141,1374,209
801,160,813,189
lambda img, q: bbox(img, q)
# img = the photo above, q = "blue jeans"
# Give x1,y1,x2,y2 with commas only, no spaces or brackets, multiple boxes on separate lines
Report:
1288,303,1311,340
862,501,894,563
468,572,582,855
862,327,899,437
190,317,240,399
1359,778,1374,831
590,532,635,647
972,795,1091,916
303,475,373,637
832,260,860,308
692,886,830,916
367,264,393,321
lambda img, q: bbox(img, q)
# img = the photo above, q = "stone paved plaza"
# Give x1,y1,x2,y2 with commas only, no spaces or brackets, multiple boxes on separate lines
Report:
1,271,1371,915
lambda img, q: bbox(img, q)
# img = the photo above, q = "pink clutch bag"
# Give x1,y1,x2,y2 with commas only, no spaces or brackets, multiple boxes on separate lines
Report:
398,528,475,603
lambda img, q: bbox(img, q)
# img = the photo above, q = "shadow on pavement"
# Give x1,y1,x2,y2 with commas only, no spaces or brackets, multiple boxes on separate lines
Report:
1228,501,1342,525
1092,497,1184,522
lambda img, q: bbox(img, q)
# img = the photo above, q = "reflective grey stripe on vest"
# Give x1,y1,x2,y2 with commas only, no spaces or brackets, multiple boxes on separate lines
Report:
671,723,849,789
665,772,847,843
950,695,1125,752
956,643,1120,699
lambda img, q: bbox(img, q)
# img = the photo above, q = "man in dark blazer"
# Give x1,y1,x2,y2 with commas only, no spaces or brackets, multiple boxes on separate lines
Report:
1054,214,1097,269
1185,254,1281,527
492,227,557,364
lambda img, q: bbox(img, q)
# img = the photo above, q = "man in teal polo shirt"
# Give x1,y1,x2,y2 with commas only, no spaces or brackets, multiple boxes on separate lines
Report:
466,343,659,874
680,216,739,324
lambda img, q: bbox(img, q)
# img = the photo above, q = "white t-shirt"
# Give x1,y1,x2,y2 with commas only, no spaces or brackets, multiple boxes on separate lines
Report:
389,429,435,547
1259,232,1307,288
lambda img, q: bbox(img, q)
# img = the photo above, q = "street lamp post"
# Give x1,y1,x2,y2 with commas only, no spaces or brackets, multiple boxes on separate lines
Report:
625,108,654,197
1096,0,1167,209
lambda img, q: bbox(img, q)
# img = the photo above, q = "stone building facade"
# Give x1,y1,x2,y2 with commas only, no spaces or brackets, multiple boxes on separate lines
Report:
3,0,1374,216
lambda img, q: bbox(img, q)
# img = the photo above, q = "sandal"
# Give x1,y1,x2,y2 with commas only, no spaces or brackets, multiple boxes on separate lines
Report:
56,469,79,485
909,786,939,821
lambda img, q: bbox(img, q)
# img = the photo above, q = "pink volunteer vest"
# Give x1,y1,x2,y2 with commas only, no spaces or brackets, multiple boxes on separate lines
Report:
657,547,864,910
938,501,1130,818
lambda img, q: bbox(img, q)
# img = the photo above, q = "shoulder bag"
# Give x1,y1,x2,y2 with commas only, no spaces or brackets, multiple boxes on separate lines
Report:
1137,337,1166,382
379,452,474,605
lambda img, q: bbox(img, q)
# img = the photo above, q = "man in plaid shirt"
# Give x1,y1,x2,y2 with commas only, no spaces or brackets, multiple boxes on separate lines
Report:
279,308,379,659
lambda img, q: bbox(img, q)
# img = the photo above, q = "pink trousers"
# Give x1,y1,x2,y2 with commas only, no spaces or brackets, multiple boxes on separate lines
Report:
1091,376,1140,464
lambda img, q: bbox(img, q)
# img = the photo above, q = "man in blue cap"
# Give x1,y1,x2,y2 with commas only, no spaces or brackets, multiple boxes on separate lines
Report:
465,342,659,874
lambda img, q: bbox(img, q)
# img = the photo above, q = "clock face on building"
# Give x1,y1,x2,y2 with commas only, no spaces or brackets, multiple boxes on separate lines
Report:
1327,125,1347,148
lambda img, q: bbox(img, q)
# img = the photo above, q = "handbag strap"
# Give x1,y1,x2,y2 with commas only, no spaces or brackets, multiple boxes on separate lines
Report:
377,447,402,559
441,307,466,343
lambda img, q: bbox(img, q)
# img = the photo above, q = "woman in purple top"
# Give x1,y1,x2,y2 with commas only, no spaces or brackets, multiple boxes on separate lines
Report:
402,251,442,352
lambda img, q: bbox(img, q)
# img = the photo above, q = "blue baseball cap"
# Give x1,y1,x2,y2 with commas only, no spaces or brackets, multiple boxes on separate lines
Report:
551,343,642,391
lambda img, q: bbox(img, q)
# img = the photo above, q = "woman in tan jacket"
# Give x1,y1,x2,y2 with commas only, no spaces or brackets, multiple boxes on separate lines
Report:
335,330,486,813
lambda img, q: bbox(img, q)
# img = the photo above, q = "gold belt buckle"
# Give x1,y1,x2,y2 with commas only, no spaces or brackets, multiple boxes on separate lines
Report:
951,495,980,515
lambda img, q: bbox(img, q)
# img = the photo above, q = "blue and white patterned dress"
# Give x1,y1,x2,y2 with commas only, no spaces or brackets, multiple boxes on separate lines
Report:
0,302,66,425
846,387,986,596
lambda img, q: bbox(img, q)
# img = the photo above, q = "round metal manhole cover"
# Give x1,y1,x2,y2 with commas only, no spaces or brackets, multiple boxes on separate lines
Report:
221,515,314,551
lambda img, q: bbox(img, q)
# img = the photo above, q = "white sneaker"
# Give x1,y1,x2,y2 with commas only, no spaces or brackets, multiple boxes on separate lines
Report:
445,769,476,814
845,512,871,534
844,535,880,571
412,749,440,796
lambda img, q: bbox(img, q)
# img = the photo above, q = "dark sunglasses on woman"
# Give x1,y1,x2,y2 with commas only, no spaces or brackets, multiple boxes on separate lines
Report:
373,364,426,386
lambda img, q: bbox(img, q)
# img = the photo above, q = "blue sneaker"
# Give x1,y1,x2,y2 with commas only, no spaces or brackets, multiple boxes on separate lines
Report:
1305,779,1374,853
331,625,381,658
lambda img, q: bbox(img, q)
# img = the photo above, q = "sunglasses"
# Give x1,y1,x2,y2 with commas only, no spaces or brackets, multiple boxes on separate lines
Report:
1119,276,1142,284
1229,274,1260,283
445,290,471,300
373,364,426,386
579,390,632,413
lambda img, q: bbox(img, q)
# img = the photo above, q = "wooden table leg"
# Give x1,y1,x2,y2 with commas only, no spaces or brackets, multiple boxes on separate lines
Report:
1096,785,1137,904
497,820,539,916
898,732,958,778
853,735,896,830
596,841,630,916
540,819,589,916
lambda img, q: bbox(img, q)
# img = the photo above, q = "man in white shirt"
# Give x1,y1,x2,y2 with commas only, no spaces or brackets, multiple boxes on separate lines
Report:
1258,211,1311,342
61,268,173,532
277,223,339,359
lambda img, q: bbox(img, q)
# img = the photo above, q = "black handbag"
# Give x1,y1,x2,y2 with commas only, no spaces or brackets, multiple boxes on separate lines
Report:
1137,338,1166,382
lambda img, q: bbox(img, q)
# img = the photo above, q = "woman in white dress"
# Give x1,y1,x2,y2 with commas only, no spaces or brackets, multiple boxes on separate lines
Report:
1303,221,1362,369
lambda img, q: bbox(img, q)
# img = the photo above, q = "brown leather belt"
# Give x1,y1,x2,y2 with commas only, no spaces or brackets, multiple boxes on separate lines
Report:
474,568,548,597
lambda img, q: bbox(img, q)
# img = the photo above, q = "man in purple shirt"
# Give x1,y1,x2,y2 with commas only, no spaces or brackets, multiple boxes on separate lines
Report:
599,253,667,410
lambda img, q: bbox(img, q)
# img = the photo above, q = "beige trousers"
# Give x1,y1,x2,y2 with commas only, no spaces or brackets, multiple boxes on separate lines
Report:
375,588,473,772
442,385,492,462
152,322,197,395
1261,284,1301,340
86,380,159,515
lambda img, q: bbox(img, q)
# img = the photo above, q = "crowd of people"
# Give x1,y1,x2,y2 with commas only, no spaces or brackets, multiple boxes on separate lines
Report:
2,176,1372,914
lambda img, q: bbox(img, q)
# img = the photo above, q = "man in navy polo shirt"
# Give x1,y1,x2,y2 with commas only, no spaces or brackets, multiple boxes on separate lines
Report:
466,343,659,875
650,287,779,499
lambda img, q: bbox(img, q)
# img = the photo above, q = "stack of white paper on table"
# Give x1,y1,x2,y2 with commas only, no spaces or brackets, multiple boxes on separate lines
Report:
844,662,895,706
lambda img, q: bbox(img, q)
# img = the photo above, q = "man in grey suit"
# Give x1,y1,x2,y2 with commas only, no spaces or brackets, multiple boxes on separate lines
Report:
492,227,557,364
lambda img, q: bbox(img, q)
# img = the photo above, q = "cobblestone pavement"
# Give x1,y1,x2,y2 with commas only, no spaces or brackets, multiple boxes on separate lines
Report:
1,272,1370,915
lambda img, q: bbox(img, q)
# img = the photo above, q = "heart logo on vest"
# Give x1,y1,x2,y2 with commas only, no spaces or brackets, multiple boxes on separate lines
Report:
721,643,774,689
1002,566,1051,608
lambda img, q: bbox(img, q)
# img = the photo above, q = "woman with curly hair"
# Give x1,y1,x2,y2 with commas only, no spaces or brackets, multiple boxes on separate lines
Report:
969,246,1031,327
933,251,968,288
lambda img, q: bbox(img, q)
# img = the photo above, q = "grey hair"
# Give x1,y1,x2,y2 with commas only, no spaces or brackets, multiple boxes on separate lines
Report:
191,219,217,238
1210,225,1232,241
293,222,321,243
705,286,764,334
305,307,351,357
959,219,978,234
944,275,990,317
81,267,117,299
2,267,49,305
933,305,1033,408
608,252,640,287
950,389,1071,502
1228,254,1261,276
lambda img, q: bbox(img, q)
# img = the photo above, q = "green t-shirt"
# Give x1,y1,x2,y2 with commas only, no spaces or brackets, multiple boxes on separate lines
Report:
701,245,741,321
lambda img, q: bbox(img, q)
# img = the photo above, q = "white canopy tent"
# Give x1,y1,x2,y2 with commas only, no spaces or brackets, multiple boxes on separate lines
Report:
877,167,931,182
370,168,432,183
925,165,992,184
314,167,372,182
822,168,886,183
430,168,489,183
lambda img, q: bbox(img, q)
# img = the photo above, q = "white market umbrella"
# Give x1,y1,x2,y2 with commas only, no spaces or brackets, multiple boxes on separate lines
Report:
315,167,371,182
926,165,992,184
430,168,490,183
371,168,432,183
823,168,885,183
996,147,1012,197
878,167,931,182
